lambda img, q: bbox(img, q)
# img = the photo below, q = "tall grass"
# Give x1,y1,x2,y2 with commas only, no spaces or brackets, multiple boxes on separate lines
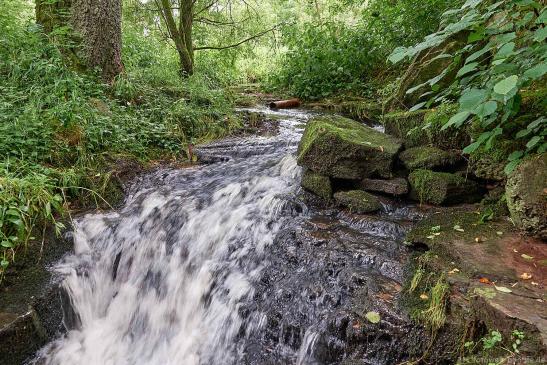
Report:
0,0,239,276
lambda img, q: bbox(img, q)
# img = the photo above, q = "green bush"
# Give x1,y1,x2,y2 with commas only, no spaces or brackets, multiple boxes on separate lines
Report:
390,0,547,173
268,0,458,99
0,1,238,276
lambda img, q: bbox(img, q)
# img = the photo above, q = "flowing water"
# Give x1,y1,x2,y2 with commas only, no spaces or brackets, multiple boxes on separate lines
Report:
34,107,425,365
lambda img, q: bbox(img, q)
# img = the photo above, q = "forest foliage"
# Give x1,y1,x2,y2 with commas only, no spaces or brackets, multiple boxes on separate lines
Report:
0,0,545,277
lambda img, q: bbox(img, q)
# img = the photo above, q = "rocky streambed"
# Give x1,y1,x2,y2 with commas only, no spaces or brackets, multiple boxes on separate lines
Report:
0,104,545,365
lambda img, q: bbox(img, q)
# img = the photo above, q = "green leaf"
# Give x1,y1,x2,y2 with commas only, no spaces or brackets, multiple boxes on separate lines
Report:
495,286,512,293
468,31,485,43
523,63,547,80
493,32,516,45
493,75,518,95
409,102,427,112
389,47,408,64
442,111,471,130
463,141,482,154
537,9,547,24
495,42,515,59
526,135,542,149
533,27,547,42
466,44,493,63
460,88,488,111
1,241,14,248
456,62,479,77
365,311,381,324
508,150,524,161
474,101,498,118
504,159,521,175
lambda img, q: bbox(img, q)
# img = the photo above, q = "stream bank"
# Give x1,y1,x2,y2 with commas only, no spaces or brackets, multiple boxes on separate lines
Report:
0,100,544,364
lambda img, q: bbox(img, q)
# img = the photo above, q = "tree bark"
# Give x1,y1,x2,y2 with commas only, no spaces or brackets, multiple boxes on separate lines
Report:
158,0,194,77
36,0,123,82
71,0,123,81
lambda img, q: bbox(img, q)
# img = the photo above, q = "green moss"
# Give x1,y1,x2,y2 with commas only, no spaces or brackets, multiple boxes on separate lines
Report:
401,252,449,334
469,139,523,181
505,153,547,239
383,104,470,150
400,146,462,171
307,98,382,122
409,169,481,205
333,190,382,213
382,109,428,144
298,116,402,179
301,170,332,199
520,88,547,116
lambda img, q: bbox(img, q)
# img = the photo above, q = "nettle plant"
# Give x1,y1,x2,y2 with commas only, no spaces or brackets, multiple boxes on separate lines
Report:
389,0,547,173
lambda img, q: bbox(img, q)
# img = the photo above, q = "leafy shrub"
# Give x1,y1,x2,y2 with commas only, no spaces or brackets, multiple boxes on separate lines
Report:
0,1,238,276
390,0,547,173
268,0,458,99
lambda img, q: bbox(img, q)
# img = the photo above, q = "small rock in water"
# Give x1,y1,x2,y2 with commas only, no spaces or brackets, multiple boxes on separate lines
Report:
333,190,382,214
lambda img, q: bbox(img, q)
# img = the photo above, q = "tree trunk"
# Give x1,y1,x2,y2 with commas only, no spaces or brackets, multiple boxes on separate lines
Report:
36,0,123,82
159,0,194,77
71,0,123,81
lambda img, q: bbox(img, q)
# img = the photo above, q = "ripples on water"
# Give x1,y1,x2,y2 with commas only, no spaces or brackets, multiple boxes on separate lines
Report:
33,107,420,365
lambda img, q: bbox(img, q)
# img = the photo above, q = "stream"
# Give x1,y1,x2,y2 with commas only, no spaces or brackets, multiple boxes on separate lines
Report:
32,107,426,365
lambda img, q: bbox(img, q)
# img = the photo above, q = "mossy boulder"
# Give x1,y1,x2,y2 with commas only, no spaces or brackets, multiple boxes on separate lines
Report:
469,140,525,181
297,116,402,179
383,110,427,145
399,146,462,171
383,104,470,150
301,170,332,200
333,190,382,214
306,99,382,123
408,169,483,205
506,153,547,239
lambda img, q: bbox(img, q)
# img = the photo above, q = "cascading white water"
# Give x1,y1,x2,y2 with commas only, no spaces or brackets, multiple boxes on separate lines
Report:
34,108,310,365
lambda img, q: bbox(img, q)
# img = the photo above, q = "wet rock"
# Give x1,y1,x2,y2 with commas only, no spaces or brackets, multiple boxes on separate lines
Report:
333,190,382,214
360,178,408,197
0,311,47,365
408,169,483,205
297,116,402,179
301,170,332,200
399,146,462,171
404,208,547,358
506,153,547,239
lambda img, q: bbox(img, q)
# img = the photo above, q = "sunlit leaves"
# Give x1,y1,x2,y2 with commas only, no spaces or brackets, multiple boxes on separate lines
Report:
493,75,518,95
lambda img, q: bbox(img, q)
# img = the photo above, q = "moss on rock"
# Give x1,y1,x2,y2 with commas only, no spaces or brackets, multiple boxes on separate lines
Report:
399,146,462,171
301,170,332,200
333,190,382,214
408,169,483,205
506,153,547,239
383,110,428,145
383,104,469,150
469,140,522,181
298,116,402,179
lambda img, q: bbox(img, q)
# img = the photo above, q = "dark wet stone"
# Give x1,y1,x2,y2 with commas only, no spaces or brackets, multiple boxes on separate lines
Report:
360,178,409,197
